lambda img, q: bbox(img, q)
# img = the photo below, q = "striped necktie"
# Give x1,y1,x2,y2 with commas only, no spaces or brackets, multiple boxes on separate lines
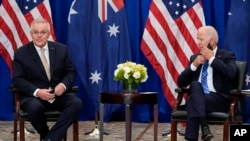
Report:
201,61,209,94
40,48,51,80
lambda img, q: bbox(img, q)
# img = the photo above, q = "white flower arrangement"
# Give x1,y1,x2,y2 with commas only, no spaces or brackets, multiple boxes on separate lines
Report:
114,61,148,84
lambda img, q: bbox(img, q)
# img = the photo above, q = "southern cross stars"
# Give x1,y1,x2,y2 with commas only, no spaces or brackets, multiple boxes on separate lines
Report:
107,23,119,37
89,70,102,84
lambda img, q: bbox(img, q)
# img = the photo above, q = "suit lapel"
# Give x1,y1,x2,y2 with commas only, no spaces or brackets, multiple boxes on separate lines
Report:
29,42,55,80
215,49,223,60
28,43,46,73
48,42,56,78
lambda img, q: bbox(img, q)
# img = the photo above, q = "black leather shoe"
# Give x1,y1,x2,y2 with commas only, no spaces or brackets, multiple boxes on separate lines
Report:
201,126,213,141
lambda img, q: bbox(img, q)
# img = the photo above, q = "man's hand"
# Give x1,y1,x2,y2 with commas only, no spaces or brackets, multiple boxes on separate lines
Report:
200,46,214,60
54,83,66,96
192,55,206,67
36,89,55,101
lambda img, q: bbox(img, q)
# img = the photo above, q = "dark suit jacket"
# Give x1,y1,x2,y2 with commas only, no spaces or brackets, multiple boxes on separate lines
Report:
12,41,76,104
177,48,237,99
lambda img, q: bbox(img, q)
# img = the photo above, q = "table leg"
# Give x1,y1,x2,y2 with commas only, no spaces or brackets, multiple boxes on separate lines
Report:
154,103,158,141
125,104,132,141
99,103,104,141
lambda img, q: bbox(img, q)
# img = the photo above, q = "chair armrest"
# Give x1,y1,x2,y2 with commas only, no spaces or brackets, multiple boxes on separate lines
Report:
8,86,19,93
229,89,246,123
9,86,79,93
8,86,21,120
230,89,242,95
229,89,245,122
174,88,188,111
71,86,79,92
229,94,238,121
175,87,188,93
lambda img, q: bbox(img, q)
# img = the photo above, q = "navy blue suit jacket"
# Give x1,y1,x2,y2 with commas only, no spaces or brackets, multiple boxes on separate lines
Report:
12,41,76,104
177,48,237,99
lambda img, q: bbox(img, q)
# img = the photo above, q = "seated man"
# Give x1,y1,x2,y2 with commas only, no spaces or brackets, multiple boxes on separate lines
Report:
177,26,237,141
12,18,82,141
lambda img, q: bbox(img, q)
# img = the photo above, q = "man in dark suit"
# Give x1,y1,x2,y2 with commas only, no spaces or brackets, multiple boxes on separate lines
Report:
12,18,82,141
177,26,237,141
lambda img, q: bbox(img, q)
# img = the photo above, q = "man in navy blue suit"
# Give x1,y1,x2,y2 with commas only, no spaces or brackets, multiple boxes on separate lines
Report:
177,26,237,141
12,18,82,141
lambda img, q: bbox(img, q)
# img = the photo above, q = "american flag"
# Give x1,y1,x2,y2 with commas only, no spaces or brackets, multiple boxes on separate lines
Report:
0,0,55,71
141,0,205,108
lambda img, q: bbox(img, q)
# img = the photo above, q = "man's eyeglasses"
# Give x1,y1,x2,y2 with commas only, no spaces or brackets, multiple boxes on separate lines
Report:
32,31,49,36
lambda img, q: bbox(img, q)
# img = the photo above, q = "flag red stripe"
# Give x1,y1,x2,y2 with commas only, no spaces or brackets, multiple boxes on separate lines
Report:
0,17,18,51
150,2,189,77
0,43,13,72
24,12,34,26
102,0,106,23
141,40,176,107
175,17,199,56
2,1,29,44
187,7,203,30
145,20,180,84
36,2,56,40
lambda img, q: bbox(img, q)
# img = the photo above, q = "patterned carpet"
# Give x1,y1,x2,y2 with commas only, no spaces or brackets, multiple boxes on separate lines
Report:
0,121,224,141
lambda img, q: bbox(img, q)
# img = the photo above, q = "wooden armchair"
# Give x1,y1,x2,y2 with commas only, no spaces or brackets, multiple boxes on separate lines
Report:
9,86,79,141
170,61,247,141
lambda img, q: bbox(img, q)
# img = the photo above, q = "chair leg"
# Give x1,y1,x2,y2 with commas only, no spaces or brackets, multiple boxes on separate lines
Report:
63,133,67,141
171,120,177,141
73,120,79,141
223,122,229,141
13,119,17,141
20,120,25,141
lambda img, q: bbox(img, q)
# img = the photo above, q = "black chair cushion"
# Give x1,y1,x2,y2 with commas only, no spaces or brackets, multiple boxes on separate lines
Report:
19,110,61,120
172,111,229,122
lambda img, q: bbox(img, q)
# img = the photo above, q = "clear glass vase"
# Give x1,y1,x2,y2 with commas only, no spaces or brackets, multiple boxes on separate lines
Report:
122,82,138,93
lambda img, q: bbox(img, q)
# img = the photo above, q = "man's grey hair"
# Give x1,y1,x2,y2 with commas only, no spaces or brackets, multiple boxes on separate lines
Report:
30,18,50,32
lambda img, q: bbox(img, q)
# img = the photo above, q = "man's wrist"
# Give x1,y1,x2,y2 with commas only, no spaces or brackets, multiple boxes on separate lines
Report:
59,83,66,91
33,89,39,97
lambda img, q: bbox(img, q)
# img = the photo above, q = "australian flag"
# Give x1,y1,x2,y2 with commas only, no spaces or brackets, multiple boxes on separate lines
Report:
224,0,250,122
67,0,132,120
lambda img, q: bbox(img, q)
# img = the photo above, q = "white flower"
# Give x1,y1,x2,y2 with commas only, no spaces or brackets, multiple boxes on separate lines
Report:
114,61,148,84
114,69,119,76
141,74,148,82
124,72,130,79
133,71,141,79
123,66,131,73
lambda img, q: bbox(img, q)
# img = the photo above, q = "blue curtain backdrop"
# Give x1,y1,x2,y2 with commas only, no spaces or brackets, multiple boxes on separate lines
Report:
223,0,250,122
1,0,250,122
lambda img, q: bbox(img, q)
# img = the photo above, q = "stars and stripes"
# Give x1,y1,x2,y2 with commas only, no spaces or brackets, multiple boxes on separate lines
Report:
141,0,205,108
0,0,55,71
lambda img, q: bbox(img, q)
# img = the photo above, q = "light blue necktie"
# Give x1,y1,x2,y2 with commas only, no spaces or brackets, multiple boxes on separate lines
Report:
201,61,209,94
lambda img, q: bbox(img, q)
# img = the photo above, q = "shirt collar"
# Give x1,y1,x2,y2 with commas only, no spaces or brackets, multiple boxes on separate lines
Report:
34,43,48,52
213,46,218,54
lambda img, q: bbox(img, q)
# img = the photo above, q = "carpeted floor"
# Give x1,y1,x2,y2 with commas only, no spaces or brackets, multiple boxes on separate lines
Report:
0,121,224,141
